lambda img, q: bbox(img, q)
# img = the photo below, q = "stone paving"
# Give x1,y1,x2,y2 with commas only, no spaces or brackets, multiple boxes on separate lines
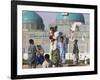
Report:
22,63,89,69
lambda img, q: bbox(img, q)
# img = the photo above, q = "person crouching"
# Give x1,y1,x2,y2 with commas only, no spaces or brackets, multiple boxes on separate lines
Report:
42,54,52,68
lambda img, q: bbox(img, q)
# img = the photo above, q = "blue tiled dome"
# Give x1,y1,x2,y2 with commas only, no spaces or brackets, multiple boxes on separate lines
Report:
56,13,85,23
22,11,44,30
22,11,43,24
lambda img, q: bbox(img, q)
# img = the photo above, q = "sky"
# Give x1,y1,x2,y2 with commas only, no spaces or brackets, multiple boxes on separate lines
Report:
37,12,57,30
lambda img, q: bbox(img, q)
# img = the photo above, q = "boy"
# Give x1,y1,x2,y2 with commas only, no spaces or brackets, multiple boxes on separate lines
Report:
73,39,79,65
42,54,52,68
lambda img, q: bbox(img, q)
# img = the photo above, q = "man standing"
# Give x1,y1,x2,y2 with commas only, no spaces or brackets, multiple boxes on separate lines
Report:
57,36,66,65
28,39,37,68
51,26,60,67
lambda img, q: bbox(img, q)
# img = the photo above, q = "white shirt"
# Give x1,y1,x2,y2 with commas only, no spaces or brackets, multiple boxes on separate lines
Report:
42,60,52,68
53,31,59,40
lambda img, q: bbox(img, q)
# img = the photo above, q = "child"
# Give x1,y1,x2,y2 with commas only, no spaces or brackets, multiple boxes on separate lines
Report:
42,54,52,68
36,45,44,65
48,27,54,40
73,39,79,65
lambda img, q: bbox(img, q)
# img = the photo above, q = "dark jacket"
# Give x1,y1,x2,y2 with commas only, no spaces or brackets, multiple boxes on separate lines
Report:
73,43,79,54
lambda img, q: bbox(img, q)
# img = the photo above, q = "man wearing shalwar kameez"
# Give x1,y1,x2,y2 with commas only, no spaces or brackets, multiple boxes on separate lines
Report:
28,39,37,68
57,36,66,64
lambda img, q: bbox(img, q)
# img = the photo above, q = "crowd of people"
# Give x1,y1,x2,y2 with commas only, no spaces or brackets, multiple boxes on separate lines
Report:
27,26,79,68
28,39,53,68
